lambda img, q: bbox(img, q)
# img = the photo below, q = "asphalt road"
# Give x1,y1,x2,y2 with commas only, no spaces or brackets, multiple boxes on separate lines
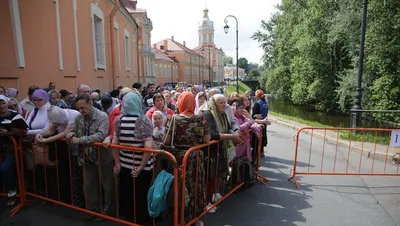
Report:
1,123,400,225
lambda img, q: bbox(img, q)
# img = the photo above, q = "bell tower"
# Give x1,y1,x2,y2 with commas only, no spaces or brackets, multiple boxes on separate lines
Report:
198,7,214,46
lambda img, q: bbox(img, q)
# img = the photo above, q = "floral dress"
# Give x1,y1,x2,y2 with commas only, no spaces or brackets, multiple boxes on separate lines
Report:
165,114,209,223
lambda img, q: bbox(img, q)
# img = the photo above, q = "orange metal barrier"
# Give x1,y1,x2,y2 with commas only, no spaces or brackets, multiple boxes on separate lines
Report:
0,136,25,217
14,138,179,226
179,130,269,226
289,127,398,190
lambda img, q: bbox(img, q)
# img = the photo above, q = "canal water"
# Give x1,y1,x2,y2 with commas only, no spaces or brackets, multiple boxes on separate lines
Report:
267,99,351,127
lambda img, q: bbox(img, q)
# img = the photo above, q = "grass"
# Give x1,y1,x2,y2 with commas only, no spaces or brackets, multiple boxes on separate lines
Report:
225,81,252,95
269,110,389,145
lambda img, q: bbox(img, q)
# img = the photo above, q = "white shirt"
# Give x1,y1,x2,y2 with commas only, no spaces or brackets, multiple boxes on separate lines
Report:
26,102,51,135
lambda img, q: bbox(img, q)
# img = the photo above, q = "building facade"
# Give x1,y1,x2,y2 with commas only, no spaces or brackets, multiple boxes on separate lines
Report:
123,0,155,84
153,37,211,84
192,8,225,83
0,0,141,94
152,47,178,85
224,64,246,82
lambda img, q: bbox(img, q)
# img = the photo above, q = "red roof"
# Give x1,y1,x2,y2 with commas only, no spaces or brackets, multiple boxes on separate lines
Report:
151,48,174,63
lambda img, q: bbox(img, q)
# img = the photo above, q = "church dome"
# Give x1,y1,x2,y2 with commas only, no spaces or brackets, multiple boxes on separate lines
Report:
201,8,213,27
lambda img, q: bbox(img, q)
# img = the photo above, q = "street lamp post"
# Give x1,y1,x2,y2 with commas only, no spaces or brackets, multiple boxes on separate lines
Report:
224,15,239,93
351,0,368,128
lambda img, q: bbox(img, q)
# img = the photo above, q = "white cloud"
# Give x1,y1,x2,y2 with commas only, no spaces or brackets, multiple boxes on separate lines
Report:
137,0,281,64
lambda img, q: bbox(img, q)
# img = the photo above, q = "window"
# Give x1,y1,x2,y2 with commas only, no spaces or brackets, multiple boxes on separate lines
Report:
164,65,167,78
91,4,106,70
124,29,130,71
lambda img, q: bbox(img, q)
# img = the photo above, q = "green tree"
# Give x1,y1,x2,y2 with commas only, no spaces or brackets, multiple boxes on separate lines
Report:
249,69,261,78
224,56,233,66
238,57,249,73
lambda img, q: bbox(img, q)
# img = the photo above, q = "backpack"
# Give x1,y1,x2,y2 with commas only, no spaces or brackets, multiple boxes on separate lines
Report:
147,170,174,217
231,156,255,190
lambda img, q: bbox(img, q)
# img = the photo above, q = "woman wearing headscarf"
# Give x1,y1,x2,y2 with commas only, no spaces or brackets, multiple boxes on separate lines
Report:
200,94,243,213
233,97,261,162
194,91,208,115
8,98,27,116
5,88,19,99
112,91,154,224
35,106,82,205
25,89,51,135
163,91,210,225
0,95,28,206
252,90,269,157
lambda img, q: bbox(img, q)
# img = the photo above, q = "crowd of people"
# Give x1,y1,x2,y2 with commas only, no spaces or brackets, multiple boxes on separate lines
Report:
0,81,270,225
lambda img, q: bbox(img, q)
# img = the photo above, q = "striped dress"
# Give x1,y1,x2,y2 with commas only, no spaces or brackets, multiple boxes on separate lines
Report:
117,115,154,171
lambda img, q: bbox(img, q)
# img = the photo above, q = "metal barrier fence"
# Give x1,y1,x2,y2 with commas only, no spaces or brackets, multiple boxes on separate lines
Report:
2,129,267,225
179,130,269,226
289,127,399,190
15,139,179,226
0,136,25,218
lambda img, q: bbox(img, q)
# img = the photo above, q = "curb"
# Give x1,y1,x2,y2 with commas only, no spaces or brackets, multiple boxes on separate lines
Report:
269,116,393,162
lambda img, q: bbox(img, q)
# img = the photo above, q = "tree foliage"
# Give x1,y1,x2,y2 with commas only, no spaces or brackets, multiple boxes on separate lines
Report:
253,0,400,112
224,56,233,66
238,57,249,73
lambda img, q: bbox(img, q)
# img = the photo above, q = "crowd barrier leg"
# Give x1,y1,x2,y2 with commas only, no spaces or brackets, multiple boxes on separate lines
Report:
254,132,269,185
9,136,26,217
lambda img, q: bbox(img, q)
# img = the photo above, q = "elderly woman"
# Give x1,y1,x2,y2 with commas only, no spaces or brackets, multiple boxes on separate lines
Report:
112,91,154,224
48,90,68,109
163,91,210,225
0,95,28,206
25,89,51,135
200,94,242,213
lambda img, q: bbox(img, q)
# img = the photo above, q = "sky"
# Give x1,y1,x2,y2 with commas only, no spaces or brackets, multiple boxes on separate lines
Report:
137,0,281,65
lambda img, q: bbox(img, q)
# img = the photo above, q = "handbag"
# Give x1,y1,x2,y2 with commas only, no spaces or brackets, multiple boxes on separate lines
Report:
227,140,236,164
32,144,57,167
159,115,176,152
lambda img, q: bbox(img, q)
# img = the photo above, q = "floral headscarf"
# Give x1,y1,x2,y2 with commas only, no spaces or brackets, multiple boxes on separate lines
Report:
208,94,228,133
47,105,68,125
122,92,153,140
177,91,195,115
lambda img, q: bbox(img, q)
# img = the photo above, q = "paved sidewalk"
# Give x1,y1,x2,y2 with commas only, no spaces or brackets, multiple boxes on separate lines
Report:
269,114,400,162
